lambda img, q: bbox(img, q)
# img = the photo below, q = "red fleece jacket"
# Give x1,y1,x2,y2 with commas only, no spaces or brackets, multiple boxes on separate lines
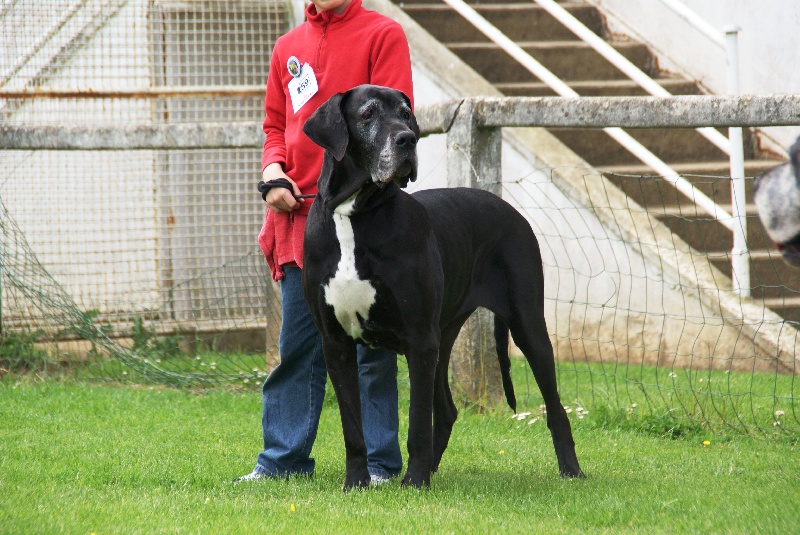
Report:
257,0,414,281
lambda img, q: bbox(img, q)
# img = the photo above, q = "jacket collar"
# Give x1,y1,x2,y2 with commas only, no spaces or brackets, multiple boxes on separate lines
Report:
305,0,362,26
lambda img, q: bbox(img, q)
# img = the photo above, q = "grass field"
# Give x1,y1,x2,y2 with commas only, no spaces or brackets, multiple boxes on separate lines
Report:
2,373,799,534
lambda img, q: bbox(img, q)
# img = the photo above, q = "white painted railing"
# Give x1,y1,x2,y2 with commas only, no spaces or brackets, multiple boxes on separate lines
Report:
441,0,751,295
657,0,748,295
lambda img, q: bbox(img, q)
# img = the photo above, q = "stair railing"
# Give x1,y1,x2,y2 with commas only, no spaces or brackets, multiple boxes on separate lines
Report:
440,0,750,296
656,0,748,296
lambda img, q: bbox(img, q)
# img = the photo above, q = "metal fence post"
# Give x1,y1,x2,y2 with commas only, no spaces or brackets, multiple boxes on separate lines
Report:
725,25,750,298
445,100,504,408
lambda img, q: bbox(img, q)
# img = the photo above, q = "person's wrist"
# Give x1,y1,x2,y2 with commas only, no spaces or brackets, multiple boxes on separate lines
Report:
263,163,286,182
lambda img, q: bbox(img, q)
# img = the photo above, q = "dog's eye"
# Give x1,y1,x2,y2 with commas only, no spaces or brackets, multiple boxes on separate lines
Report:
361,108,374,121
400,109,411,121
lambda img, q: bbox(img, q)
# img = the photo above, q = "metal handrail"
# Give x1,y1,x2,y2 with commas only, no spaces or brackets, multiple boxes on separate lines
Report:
658,0,726,48
534,0,729,154
440,0,734,227
657,0,749,296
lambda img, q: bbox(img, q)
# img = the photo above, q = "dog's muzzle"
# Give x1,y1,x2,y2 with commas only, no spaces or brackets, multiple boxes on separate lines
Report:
373,129,418,187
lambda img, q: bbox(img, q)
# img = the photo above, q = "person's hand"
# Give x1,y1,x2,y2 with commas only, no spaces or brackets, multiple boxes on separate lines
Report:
263,164,303,214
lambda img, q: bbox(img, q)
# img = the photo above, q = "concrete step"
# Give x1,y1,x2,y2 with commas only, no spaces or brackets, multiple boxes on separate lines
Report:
600,160,779,178
653,209,773,252
754,296,800,324
548,127,744,166
600,160,780,209
402,2,604,43
496,76,703,97
447,39,656,83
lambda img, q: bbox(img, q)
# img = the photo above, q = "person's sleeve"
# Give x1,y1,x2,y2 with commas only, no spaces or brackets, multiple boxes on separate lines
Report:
262,44,288,172
369,23,414,110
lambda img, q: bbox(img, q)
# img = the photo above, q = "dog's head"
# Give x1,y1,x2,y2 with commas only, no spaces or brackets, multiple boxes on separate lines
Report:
302,85,419,207
754,137,800,268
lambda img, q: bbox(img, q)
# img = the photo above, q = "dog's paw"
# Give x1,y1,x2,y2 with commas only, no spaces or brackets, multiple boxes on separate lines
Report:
400,471,431,489
559,465,586,479
342,473,371,492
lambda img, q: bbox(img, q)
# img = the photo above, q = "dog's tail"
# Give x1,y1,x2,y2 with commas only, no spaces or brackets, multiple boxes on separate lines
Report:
494,316,517,413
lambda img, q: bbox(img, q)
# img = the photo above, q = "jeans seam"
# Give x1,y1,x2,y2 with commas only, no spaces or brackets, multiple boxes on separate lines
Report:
296,339,321,470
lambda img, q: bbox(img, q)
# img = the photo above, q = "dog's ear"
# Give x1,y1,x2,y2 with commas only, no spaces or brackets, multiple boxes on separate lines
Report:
400,91,421,141
302,93,349,161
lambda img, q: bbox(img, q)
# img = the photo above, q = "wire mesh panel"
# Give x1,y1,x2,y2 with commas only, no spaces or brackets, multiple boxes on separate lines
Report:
1,0,291,381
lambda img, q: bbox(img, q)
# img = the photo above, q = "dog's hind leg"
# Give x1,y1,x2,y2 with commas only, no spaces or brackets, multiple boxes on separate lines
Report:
510,314,584,479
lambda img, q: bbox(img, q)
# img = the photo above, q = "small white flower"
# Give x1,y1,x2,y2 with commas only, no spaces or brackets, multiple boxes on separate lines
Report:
775,410,785,419
668,372,677,378
527,418,539,425
631,403,637,409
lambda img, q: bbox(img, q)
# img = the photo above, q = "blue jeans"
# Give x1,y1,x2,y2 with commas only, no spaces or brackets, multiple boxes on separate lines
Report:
254,266,402,479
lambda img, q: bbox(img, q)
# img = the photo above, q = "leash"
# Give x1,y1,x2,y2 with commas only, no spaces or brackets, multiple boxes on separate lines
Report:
258,179,317,201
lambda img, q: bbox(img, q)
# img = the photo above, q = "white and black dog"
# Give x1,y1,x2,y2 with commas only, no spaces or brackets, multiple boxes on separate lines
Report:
299,85,583,490
754,137,800,268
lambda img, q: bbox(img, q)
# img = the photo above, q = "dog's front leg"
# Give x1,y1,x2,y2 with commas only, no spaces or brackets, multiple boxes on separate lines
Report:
323,338,370,491
402,343,439,488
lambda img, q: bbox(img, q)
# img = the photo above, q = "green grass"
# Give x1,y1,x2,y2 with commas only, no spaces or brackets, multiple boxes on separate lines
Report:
517,358,800,438
2,377,799,534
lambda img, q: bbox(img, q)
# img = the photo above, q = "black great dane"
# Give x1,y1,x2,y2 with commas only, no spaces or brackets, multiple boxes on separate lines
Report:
300,84,584,490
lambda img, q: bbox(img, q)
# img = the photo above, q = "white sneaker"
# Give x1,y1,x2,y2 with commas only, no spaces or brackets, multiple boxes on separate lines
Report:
369,474,391,486
233,470,270,483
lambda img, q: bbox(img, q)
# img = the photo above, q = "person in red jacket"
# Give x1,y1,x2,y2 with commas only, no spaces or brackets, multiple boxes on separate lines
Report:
237,0,414,484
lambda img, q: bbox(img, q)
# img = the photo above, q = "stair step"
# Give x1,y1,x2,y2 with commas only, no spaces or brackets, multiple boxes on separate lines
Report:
600,160,780,177
496,77,702,97
401,2,604,43
754,297,800,323
759,296,800,308
446,40,656,83
549,128,738,166
650,203,760,218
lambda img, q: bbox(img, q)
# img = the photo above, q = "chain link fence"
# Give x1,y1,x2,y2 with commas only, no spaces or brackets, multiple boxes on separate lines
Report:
1,0,291,383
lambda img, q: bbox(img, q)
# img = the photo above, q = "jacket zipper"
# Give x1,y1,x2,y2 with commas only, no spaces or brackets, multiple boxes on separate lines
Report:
315,22,328,73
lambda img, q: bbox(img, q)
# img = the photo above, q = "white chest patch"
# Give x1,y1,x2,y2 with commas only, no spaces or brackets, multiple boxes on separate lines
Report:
323,198,376,340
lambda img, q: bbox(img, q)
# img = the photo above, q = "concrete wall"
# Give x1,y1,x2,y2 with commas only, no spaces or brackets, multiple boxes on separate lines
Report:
589,0,800,151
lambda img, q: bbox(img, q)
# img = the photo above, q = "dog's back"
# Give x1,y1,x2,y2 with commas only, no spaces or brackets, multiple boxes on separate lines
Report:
412,187,545,321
